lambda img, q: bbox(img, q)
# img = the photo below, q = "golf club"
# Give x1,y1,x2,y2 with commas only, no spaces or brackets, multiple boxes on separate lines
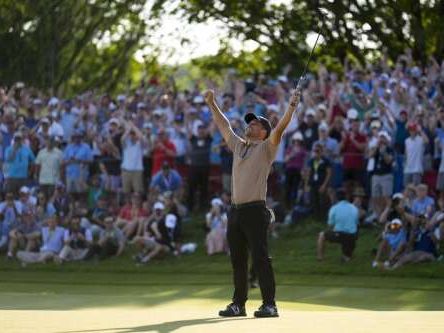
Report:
294,30,323,90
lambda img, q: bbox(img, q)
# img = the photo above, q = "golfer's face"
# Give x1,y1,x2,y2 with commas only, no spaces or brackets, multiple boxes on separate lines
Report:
246,120,264,138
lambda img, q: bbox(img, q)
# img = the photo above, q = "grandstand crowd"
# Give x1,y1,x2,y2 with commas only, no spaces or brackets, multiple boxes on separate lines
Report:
0,48,443,269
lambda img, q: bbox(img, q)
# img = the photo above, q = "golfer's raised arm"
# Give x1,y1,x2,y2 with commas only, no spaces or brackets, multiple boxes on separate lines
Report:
204,90,241,147
269,89,301,146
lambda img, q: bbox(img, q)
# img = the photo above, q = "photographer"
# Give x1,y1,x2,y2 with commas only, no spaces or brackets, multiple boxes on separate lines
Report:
372,219,407,268
379,193,415,226
368,131,394,218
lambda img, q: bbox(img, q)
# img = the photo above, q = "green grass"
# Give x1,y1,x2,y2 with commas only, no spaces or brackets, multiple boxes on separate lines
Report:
0,217,444,311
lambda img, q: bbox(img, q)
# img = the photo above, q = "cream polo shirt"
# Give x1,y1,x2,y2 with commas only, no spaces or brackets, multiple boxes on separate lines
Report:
227,131,278,205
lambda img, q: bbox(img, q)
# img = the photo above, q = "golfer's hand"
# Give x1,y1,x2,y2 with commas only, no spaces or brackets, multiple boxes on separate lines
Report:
203,90,215,105
289,88,301,108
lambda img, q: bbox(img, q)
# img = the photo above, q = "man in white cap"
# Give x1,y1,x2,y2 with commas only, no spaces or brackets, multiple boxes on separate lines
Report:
204,87,301,318
372,218,407,268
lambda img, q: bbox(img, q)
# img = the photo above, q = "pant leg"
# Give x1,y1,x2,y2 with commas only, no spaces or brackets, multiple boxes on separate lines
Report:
59,245,73,261
241,206,276,306
187,167,199,210
226,208,249,306
198,166,210,208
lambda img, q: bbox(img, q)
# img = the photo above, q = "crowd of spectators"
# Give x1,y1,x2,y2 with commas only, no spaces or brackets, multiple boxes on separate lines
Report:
0,48,443,270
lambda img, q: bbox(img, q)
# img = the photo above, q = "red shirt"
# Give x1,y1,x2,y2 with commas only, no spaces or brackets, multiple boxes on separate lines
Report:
151,140,177,175
119,204,149,221
342,132,367,170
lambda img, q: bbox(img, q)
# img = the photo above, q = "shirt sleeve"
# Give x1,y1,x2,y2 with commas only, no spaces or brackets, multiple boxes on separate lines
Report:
264,138,279,162
327,206,335,227
85,229,93,242
226,131,242,153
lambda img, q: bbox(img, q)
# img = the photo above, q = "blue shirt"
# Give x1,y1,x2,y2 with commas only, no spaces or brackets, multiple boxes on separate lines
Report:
60,112,78,142
328,201,359,234
3,145,35,178
40,226,65,253
413,227,437,256
384,229,407,252
150,170,182,193
63,143,93,180
0,221,9,240
411,196,435,217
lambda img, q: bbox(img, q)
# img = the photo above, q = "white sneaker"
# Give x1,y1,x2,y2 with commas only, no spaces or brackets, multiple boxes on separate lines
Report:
372,261,379,268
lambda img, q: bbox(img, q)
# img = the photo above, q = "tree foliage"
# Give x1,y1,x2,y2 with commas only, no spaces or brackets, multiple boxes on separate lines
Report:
154,0,444,76
0,0,148,94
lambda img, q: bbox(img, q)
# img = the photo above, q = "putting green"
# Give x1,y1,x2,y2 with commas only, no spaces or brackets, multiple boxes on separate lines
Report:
1,283,444,333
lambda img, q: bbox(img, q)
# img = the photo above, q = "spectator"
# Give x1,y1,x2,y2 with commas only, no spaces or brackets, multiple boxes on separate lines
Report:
63,129,93,200
404,122,428,186
116,192,148,239
372,219,407,268
151,128,176,176
3,132,35,194
35,136,63,198
0,218,8,253
51,182,70,219
299,108,319,149
317,189,359,262
284,132,307,207
98,118,122,196
379,193,415,226
341,109,367,195
134,213,180,264
149,162,182,195
16,216,65,265
368,131,395,217
391,214,439,269
7,208,40,258
57,215,93,263
411,184,435,218
92,216,126,260
35,192,57,223
121,121,146,194
205,198,228,255
308,143,332,214
187,124,212,211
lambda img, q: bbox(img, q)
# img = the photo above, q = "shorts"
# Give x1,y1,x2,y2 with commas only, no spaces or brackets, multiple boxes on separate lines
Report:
371,174,393,198
324,230,357,258
66,179,88,193
122,170,144,194
403,173,422,187
101,174,121,192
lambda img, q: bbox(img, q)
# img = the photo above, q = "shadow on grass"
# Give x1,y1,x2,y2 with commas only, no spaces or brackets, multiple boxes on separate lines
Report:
58,317,255,333
1,282,443,311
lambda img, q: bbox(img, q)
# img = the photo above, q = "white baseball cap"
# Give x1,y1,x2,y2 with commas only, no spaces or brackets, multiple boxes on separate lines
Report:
48,97,59,106
318,122,328,131
211,198,224,207
347,108,359,120
193,95,204,104
153,202,165,210
19,186,30,194
390,218,402,226
292,132,303,141
117,94,126,102
392,193,404,200
306,108,316,117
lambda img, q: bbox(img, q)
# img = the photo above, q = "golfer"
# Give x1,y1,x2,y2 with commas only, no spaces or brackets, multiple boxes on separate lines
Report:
204,88,300,318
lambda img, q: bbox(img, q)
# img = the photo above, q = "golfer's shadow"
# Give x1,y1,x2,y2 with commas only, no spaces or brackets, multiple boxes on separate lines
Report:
59,316,255,333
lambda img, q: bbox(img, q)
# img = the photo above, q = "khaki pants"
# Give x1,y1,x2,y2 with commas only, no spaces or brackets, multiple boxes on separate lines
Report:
59,245,89,261
122,170,144,194
17,250,55,263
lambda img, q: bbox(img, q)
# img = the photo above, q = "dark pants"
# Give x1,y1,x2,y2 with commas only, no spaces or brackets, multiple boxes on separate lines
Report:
187,165,209,210
227,201,276,306
324,230,357,258
285,168,301,206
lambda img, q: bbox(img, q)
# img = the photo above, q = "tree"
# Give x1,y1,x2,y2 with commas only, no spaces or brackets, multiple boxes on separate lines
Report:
0,0,148,94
